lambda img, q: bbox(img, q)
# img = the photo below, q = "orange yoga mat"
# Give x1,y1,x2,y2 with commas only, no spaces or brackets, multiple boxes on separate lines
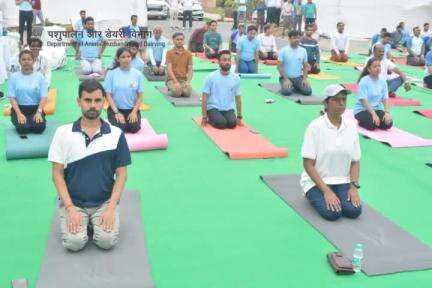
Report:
3,88,57,116
193,117,288,160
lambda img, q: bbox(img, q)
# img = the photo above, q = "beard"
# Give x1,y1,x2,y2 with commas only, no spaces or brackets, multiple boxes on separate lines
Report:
83,108,101,120
220,63,231,72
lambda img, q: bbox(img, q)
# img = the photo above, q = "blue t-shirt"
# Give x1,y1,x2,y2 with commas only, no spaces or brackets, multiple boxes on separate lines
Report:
203,31,222,50
237,35,260,61
425,51,432,75
203,70,241,111
278,45,308,78
8,71,48,105
103,67,144,110
371,34,380,46
131,57,145,71
303,3,316,19
354,75,388,115
147,36,168,63
19,0,33,11
76,29,105,59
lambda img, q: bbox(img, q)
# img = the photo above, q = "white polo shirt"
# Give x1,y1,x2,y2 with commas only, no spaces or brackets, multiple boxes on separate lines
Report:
300,114,361,194
257,33,278,53
331,32,349,54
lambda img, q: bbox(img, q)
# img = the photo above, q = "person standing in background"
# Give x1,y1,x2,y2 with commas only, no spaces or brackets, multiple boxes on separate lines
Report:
293,0,303,33
231,0,238,30
32,0,43,25
15,0,33,47
256,0,266,33
265,0,277,25
169,0,179,30
275,0,282,26
181,0,193,29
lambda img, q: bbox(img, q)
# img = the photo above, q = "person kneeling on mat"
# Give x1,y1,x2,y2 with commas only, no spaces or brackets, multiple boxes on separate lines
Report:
104,47,144,133
277,30,312,96
330,22,349,63
354,57,393,131
49,79,131,252
203,20,222,59
166,32,193,98
126,40,145,71
8,50,48,134
201,50,242,129
257,24,278,61
300,24,321,74
146,26,168,75
301,84,362,221
406,26,426,67
236,25,260,74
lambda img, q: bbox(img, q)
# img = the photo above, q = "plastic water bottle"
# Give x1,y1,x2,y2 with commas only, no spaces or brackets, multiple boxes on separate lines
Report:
352,243,364,273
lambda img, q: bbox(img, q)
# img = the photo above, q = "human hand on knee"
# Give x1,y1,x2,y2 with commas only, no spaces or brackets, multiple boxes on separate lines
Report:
371,112,381,126
99,207,116,232
347,186,361,208
127,111,138,123
115,113,126,124
383,112,392,125
152,66,158,74
283,78,292,90
301,78,310,88
324,189,341,212
17,113,27,124
67,207,83,234
33,112,43,123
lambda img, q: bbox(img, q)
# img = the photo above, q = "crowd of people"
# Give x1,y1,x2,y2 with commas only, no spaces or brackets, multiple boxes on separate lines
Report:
1,0,431,252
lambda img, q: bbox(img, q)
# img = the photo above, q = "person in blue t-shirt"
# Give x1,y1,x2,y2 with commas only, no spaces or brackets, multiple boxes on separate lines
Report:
369,28,387,55
302,0,316,27
203,20,222,59
424,50,432,89
8,50,48,134
236,25,260,74
146,26,168,75
126,40,145,71
104,47,144,133
76,17,107,75
354,57,393,131
201,50,242,129
277,30,311,96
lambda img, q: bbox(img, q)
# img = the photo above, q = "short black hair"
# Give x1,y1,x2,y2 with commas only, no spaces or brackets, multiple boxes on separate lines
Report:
131,14,138,20
305,24,314,30
413,26,420,32
29,37,43,47
126,40,140,48
247,25,257,33
79,80,106,98
382,32,392,38
79,10,86,14
288,30,300,38
19,50,34,61
424,22,430,27
217,49,231,60
337,22,344,27
209,20,217,25
172,32,184,39
84,17,94,25
380,27,387,32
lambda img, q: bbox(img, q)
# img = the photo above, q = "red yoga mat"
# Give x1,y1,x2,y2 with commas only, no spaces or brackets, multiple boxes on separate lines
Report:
263,59,278,65
414,110,432,119
194,52,219,64
193,117,288,159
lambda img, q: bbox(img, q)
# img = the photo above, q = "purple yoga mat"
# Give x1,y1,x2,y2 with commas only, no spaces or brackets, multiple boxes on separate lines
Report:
343,109,432,148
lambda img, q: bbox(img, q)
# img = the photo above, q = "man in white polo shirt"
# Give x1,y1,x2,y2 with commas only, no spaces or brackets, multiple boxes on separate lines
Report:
407,26,425,66
48,80,131,251
301,84,362,221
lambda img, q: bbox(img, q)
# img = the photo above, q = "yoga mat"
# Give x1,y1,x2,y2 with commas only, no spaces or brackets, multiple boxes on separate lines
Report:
343,83,358,93
308,72,340,80
193,117,288,159
239,73,271,79
144,69,167,82
259,83,322,105
194,52,219,64
36,190,155,288
392,57,407,65
260,174,432,276
155,86,201,107
344,109,432,148
75,68,106,82
5,121,59,160
262,59,278,66
414,109,432,119
3,88,57,116
125,119,168,152
322,56,358,67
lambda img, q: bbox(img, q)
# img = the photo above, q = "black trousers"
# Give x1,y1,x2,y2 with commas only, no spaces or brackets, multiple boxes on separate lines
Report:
354,110,393,131
232,10,238,30
189,42,203,53
205,48,219,59
107,108,141,133
183,10,193,28
208,109,237,129
424,75,432,89
19,10,33,44
11,105,46,134
308,61,321,74
275,8,281,26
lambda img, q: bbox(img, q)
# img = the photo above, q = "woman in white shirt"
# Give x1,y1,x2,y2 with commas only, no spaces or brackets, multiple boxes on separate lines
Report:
257,24,278,60
301,84,362,221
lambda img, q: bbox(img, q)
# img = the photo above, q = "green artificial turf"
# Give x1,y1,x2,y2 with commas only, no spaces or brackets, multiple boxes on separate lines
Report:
1,47,432,287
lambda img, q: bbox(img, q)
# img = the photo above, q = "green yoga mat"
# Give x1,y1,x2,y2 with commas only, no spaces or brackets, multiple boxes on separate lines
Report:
5,121,59,160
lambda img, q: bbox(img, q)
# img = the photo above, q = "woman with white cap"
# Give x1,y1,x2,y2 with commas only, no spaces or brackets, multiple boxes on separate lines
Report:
300,84,362,221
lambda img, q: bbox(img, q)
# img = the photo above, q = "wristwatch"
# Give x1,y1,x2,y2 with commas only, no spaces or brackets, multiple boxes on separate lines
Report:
350,181,360,189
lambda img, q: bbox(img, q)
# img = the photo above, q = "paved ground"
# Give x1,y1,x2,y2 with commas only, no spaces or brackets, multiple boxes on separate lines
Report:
147,19,370,54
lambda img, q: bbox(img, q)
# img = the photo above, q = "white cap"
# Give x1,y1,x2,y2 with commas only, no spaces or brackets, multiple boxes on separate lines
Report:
322,84,352,100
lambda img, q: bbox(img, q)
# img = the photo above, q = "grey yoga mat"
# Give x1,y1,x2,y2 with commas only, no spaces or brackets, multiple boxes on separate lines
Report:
36,190,155,288
259,83,322,105
155,86,201,107
144,69,167,82
261,174,432,276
